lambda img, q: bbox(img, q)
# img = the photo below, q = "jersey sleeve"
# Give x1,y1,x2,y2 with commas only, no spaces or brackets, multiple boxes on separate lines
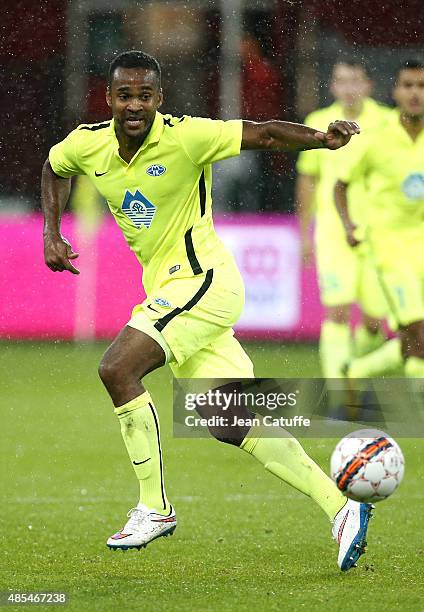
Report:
49,128,84,177
178,117,242,166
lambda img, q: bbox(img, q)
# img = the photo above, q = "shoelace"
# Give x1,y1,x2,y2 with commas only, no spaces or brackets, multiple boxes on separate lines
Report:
125,507,148,531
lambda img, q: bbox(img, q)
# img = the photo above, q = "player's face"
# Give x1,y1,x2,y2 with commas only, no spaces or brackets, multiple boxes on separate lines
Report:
330,64,371,108
393,69,424,119
106,67,163,141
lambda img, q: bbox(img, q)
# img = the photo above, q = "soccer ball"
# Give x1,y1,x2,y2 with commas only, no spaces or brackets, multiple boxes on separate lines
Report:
330,429,405,503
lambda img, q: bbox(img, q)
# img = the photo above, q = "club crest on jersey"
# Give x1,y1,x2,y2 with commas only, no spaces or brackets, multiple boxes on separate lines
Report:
121,189,156,229
402,173,424,200
146,164,166,177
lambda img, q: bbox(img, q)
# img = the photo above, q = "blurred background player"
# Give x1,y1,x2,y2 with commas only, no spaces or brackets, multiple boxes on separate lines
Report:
296,60,392,380
335,60,424,381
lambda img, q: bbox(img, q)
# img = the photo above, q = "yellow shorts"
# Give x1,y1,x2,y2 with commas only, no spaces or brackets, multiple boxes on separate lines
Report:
127,258,254,379
370,228,424,329
315,227,387,318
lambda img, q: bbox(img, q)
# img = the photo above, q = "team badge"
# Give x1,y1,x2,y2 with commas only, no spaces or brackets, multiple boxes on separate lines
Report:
121,189,156,229
146,164,166,176
402,173,424,200
154,297,172,308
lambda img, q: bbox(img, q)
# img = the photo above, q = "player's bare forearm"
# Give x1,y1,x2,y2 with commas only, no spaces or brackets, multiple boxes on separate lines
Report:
41,159,71,237
41,159,80,274
334,180,360,247
334,179,350,228
241,120,360,152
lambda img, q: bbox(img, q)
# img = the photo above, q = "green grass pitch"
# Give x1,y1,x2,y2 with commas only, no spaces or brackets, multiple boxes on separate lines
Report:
1,341,423,611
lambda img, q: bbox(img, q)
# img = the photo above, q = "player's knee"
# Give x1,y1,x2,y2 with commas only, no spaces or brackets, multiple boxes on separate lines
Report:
416,324,424,354
98,359,114,388
400,333,410,359
98,350,151,391
363,316,381,334
98,357,124,390
400,322,424,359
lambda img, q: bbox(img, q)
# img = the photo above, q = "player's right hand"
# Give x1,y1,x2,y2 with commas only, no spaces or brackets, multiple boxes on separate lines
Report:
44,234,80,274
344,223,361,248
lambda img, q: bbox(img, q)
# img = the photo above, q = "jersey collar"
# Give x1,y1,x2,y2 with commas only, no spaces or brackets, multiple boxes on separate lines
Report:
141,111,164,148
110,111,165,163
389,108,424,145
331,97,376,120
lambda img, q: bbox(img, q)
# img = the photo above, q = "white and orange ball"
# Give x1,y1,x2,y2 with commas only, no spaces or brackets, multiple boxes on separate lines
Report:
330,429,405,503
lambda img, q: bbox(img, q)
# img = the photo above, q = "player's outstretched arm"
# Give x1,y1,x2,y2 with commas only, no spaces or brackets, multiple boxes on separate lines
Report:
334,179,360,247
41,159,80,274
241,120,360,152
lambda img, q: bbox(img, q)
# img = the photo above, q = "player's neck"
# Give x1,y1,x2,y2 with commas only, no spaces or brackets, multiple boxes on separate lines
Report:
400,112,424,141
340,100,364,120
115,126,149,163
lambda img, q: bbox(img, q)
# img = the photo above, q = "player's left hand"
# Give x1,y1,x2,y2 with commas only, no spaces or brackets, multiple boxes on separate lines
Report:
315,121,360,150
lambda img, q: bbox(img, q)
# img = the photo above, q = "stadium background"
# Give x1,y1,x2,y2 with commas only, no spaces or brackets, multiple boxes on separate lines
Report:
1,2,424,610
1,0,424,341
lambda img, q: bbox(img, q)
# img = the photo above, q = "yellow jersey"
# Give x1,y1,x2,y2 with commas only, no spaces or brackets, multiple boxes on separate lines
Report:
49,112,242,293
339,110,424,233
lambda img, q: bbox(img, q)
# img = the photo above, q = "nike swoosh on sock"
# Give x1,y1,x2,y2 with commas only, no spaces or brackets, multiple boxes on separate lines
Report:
132,458,151,465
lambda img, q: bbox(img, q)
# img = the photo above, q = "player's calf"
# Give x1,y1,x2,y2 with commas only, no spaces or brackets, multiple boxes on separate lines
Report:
193,383,254,447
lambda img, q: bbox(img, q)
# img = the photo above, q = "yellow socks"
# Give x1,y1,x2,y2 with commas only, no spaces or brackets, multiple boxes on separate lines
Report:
241,425,345,520
319,321,351,378
114,392,170,515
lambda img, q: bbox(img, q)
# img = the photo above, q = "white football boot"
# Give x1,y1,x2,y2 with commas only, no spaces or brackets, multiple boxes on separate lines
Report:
332,499,374,571
107,503,177,551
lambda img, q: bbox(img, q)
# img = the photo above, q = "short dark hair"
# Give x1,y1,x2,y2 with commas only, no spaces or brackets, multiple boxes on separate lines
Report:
395,59,424,82
333,58,371,79
108,50,161,87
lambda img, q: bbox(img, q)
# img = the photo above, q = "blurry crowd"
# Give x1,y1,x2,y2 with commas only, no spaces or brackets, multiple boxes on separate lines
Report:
1,1,423,216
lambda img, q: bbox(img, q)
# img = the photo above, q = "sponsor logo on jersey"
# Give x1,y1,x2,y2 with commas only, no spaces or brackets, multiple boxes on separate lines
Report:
402,173,424,200
146,164,166,177
154,297,172,308
121,189,156,229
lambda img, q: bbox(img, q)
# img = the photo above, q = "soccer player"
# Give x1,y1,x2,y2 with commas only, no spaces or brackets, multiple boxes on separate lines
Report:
335,59,424,381
296,60,393,379
42,50,370,571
